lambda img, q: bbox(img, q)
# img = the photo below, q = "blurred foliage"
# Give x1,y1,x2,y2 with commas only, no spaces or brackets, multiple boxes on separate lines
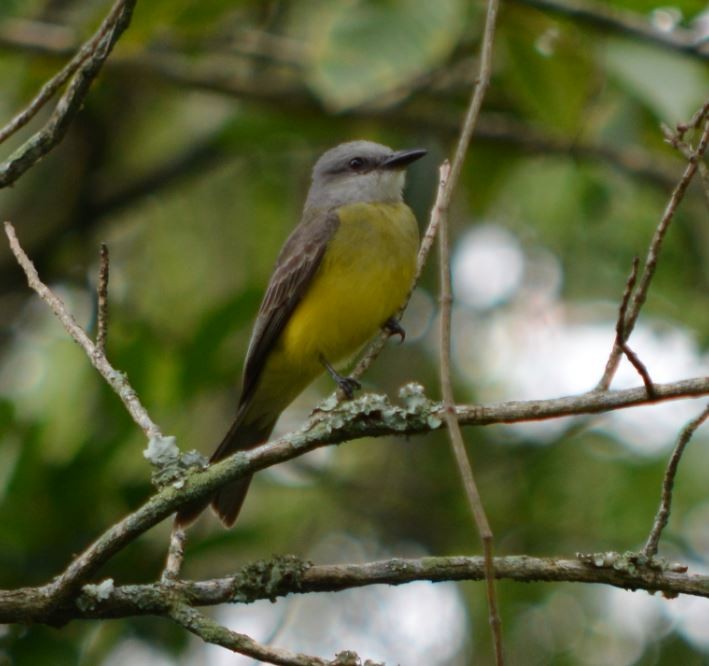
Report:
1,0,708,664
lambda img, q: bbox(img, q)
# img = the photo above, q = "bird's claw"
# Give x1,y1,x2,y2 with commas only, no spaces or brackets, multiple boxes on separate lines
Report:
320,353,361,399
336,375,361,400
383,317,406,344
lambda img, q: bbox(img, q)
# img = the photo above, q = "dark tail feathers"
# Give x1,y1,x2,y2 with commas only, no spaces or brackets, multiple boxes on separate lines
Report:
174,409,276,528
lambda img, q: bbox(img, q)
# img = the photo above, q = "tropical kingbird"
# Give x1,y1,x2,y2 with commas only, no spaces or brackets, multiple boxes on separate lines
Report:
176,140,426,527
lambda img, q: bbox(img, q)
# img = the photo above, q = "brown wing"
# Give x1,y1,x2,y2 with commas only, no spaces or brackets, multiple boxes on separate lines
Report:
239,208,339,407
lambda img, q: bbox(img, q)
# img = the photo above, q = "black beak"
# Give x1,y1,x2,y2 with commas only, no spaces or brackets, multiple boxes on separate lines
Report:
381,148,427,170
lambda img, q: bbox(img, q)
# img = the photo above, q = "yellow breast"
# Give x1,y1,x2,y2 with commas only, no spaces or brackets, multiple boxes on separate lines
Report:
260,201,419,401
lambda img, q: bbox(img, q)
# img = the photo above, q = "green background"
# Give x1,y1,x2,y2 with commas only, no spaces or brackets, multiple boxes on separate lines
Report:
0,0,708,663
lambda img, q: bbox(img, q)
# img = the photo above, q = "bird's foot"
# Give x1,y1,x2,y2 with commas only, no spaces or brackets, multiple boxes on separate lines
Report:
320,354,361,399
336,375,362,400
383,317,406,344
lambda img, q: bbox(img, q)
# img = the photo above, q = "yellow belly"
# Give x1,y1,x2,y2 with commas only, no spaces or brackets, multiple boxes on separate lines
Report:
253,201,419,411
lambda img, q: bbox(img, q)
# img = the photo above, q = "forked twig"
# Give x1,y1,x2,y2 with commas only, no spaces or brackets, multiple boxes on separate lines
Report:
597,104,709,390
663,101,709,207
0,1,128,145
0,0,138,188
613,257,655,396
4,222,163,441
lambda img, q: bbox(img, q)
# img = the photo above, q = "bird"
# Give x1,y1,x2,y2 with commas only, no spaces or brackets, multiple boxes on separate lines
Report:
175,140,426,527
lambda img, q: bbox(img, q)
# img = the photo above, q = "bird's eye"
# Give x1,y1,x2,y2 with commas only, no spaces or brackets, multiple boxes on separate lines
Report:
348,157,365,170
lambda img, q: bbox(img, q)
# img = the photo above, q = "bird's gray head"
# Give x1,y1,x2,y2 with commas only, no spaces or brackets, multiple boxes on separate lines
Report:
305,140,426,210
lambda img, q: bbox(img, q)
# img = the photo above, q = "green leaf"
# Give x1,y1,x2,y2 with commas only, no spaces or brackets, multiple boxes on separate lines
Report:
296,0,466,111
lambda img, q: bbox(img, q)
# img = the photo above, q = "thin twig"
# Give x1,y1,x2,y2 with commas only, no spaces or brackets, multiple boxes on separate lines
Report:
4,222,163,441
0,0,137,188
614,256,637,343
169,603,351,666
437,162,504,662
643,404,709,558
618,340,655,397
0,7,123,144
162,526,187,583
693,156,709,206
432,0,504,656
596,104,709,390
618,339,655,398
96,243,110,354
437,191,503,654
677,101,709,137
613,257,655,397
663,102,709,207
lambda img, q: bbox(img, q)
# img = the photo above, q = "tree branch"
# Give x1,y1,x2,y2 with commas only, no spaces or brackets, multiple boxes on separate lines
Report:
0,0,137,188
597,102,709,390
95,242,109,354
0,13,110,144
643,404,709,558
8,205,708,618
2,552,707,626
4,222,165,442
613,257,655,396
432,0,503,652
6,377,704,623
169,603,353,666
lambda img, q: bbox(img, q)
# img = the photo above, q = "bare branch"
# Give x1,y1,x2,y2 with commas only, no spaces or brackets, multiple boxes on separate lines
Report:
0,0,137,188
96,243,110,354
431,0,504,654
597,103,709,390
8,209,708,617
345,0,506,650
162,526,187,583
612,257,656,396
643,404,709,558
0,14,108,144
3,552,707,626
455,380,708,422
663,101,709,206
617,339,655,397
0,377,704,619
170,603,366,666
4,222,164,441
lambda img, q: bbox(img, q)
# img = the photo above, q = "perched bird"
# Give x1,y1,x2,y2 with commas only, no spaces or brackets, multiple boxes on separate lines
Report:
176,140,426,527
